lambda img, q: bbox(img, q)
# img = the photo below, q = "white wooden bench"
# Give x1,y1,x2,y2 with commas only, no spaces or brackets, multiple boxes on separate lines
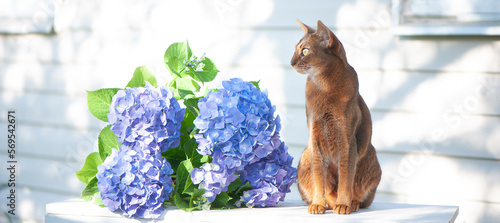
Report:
45,199,458,223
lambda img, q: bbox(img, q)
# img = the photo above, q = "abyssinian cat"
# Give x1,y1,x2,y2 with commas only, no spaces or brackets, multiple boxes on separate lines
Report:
290,20,381,215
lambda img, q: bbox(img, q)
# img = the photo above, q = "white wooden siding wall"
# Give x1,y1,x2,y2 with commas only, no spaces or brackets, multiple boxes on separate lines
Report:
0,0,498,222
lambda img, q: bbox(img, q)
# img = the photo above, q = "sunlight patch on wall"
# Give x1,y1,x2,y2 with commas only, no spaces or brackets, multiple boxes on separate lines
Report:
442,42,500,73
336,0,390,28
238,0,274,26
2,63,42,100
19,188,35,222
65,98,89,130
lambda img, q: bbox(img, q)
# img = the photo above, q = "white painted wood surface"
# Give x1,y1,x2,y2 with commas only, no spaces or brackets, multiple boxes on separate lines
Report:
45,199,458,223
0,0,56,34
0,0,498,222
391,0,500,37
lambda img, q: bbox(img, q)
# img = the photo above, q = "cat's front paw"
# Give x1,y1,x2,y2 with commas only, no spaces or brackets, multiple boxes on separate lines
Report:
351,200,360,212
333,204,352,215
307,204,326,214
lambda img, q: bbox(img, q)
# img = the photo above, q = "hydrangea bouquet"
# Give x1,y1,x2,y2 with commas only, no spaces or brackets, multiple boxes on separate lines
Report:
76,41,296,219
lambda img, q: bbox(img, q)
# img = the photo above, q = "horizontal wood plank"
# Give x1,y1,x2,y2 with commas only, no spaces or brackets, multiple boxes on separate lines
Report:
0,152,86,195
222,67,500,116
377,153,500,204
0,187,76,223
3,63,500,115
0,122,99,162
282,107,500,160
1,30,499,73
54,0,392,31
2,66,499,134
0,62,151,96
0,92,102,129
287,145,500,203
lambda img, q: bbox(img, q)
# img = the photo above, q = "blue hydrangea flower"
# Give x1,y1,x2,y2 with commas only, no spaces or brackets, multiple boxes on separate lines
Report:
238,140,297,207
194,79,280,171
96,145,174,219
190,163,237,202
193,78,296,207
108,82,185,153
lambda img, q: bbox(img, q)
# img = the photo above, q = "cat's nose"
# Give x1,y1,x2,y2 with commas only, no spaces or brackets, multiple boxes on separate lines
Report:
290,60,296,66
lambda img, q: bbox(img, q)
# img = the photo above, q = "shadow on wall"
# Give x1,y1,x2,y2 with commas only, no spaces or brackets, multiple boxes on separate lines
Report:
0,1,282,221
173,1,500,222
263,1,500,223
0,0,499,222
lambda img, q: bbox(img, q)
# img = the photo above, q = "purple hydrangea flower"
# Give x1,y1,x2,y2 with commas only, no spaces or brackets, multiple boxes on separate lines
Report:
192,78,296,207
190,163,238,202
96,145,174,219
108,82,185,153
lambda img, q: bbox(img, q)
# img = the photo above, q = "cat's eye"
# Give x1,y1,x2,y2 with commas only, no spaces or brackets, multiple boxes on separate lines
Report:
302,48,309,56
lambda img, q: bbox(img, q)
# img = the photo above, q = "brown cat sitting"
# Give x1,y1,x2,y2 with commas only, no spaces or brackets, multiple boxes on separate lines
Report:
290,20,382,215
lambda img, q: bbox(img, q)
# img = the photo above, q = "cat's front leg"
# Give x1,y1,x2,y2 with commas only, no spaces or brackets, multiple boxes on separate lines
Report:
333,141,357,214
325,120,358,215
307,122,328,214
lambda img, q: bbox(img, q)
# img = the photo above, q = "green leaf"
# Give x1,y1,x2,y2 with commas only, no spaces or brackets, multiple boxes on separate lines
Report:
182,180,205,197
174,193,189,210
227,177,244,193
163,147,186,172
177,78,201,93
192,188,206,197
179,100,201,142
183,137,198,159
200,155,210,164
126,66,158,88
211,192,229,209
178,136,205,169
76,152,102,185
226,181,252,208
235,181,252,195
250,80,261,90
183,98,201,118
98,125,120,161
87,88,121,122
80,177,99,201
175,160,194,194
164,41,192,77
93,195,105,207
190,57,219,83
174,193,200,212
184,138,205,168
171,78,200,100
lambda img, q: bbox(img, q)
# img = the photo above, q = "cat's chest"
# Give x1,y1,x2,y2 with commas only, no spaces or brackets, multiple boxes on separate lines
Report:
305,84,341,118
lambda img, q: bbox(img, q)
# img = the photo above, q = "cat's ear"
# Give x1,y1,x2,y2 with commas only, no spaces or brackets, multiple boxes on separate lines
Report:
297,20,315,35
316,20,341,53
